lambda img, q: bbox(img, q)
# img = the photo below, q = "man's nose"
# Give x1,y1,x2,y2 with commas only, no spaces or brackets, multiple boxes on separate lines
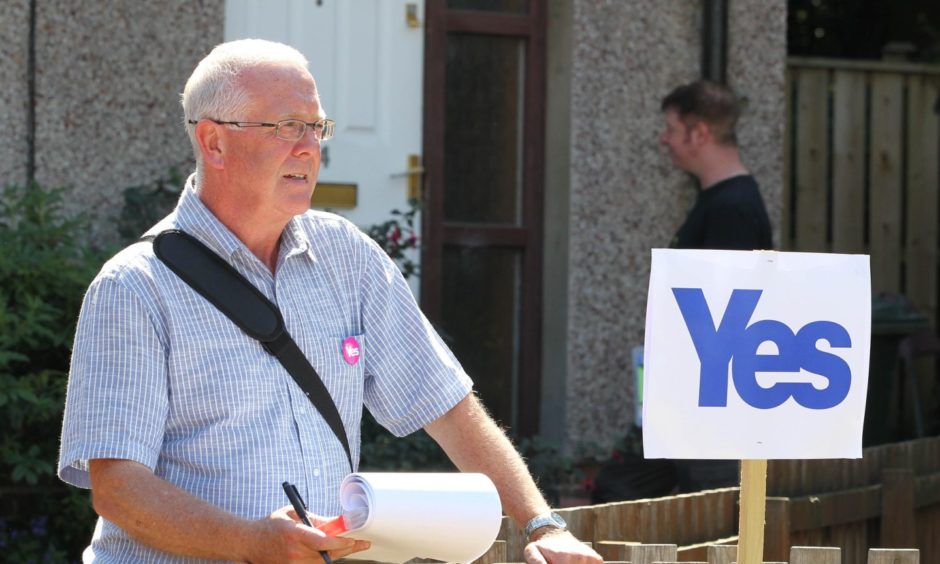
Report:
293,130,321,157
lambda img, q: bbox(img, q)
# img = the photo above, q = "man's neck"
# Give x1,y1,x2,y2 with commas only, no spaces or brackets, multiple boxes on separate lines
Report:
695,146,749,190
197,183,287,273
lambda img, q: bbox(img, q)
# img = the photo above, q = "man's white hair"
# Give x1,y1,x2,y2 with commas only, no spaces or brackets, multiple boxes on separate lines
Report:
181,39,310,184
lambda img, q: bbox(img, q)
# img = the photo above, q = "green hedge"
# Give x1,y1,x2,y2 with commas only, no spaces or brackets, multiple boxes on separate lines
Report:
0,184,103,560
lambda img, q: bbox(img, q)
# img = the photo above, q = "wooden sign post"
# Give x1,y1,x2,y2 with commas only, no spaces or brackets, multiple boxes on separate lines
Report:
737,459,768,564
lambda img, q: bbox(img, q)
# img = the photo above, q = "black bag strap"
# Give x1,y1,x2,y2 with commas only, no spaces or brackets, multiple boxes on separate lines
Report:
142,229,353,471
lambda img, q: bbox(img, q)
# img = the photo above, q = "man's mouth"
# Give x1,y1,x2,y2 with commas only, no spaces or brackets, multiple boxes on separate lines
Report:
283,173,308,181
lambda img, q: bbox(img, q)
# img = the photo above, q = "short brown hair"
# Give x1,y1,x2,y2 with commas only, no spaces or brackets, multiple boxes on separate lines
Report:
661,80,741,145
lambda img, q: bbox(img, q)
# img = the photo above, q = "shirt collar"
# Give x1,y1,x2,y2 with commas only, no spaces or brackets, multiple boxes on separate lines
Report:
172,173,311,263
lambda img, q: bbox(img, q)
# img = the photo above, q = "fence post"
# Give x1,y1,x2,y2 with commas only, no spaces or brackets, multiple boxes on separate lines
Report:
881,468,916,548
501,516,527,562
790,546,841,564
867,548,920,564
764,497,791,563
595,541,640,562
706,544,736,564
624,543,678,564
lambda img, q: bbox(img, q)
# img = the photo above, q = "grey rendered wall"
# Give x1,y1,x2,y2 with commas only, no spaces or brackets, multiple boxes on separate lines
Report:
0,0,31,188
30,1,224,243
561,0,701,450
727,0,787,246
559,0,787,449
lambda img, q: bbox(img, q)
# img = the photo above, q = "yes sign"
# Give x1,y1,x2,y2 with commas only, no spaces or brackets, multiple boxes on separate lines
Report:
672,288,852,410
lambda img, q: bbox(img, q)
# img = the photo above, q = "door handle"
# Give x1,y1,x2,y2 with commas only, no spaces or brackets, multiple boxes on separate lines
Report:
390,167,425,178
390,155,424,200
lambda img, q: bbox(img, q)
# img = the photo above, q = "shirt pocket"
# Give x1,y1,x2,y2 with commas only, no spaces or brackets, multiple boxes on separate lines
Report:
305,332,365,387
300,334,365,431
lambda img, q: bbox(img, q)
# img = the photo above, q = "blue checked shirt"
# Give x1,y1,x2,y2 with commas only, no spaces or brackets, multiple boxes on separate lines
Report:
58,175,473,563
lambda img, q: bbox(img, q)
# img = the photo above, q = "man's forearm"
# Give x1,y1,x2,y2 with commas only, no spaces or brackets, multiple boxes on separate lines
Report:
424,394,551,528
89,458,259,561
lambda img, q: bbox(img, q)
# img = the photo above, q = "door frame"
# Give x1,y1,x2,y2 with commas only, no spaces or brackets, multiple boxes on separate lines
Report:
421,0,547,436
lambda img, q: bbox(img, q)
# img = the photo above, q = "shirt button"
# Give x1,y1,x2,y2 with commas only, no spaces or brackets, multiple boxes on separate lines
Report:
313,468,321,477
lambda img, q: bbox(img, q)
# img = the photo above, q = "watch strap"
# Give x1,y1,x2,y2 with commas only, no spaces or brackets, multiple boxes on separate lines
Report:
524,512,567,539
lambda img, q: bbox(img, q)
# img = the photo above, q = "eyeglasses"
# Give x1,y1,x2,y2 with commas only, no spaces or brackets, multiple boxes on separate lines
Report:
187,118,335,141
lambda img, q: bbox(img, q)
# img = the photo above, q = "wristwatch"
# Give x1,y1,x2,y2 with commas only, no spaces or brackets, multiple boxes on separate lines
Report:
524,512,568,540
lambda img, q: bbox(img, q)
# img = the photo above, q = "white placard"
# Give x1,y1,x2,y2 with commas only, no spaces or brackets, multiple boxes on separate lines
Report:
643,249,871,459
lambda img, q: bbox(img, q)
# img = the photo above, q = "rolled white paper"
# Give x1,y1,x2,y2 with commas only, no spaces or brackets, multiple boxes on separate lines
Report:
339,472,502,563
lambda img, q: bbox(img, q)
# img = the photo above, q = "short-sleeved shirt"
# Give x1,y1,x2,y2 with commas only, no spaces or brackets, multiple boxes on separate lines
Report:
58,175,473,563
670,174,773,250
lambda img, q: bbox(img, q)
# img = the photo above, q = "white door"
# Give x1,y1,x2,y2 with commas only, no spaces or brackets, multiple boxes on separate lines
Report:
224,0,424,231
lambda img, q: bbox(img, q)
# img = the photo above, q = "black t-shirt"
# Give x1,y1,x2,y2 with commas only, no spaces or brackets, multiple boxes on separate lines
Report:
670,174,773,250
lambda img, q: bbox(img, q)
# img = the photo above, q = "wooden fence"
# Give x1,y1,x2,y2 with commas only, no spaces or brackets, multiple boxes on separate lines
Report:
481,436,940,564
476,543,920,564
783,57,940,326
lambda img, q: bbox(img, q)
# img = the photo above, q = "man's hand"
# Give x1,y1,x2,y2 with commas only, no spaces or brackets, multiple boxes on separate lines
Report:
247,505,370,564
89,459,369,562
523,530,603,564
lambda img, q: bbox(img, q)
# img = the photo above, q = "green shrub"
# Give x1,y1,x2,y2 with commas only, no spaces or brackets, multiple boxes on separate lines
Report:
0,183,106,561
117,168,184,243
358,411,454,471
363,199,421,280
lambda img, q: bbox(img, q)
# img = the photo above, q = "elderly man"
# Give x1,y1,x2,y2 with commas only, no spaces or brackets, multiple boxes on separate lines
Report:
58,39,601,564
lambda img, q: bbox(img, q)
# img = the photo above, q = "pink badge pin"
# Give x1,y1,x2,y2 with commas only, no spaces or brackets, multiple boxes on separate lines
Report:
341,336,361,366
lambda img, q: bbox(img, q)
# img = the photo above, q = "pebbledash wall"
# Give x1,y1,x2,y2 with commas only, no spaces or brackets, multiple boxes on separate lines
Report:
543,0,786,450
0,0,785,452
0,1,223,243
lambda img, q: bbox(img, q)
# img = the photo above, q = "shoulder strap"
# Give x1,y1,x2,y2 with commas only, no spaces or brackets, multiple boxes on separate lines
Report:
145,229,353,471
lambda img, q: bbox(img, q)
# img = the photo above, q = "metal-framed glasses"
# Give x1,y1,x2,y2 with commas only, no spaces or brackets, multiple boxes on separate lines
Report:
188,117,335,141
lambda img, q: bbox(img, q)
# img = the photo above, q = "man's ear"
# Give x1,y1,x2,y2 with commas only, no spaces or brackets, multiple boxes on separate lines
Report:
194,120,225,170
690,121,712,146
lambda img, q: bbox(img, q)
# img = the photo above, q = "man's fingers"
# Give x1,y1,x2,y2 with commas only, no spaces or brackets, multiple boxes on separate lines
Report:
328,539,372,560
298,525,370,555
523,543,550,564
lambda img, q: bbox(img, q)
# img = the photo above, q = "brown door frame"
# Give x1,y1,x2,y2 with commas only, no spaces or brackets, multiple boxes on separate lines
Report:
421,0,546,436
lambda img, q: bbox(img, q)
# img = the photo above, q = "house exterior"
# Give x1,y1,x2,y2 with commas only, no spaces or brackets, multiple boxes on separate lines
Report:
0,0,786,452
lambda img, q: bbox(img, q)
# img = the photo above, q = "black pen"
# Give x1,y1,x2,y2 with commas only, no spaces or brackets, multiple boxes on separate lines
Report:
282,481,332,564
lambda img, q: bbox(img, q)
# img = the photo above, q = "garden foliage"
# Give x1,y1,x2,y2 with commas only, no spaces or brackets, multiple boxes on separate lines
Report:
0,183,104,560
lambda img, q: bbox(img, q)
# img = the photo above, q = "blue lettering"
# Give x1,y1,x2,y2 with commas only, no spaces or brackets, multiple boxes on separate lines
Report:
672,288,761,407
791,321,852,409
732,319,800,409
672,288,853,410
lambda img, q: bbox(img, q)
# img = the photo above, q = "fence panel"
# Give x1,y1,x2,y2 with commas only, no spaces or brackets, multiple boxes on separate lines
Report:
502,438,940,564
831,70,867,254
786,57,940,326
869,72,905,294
794,68,830,252
916,504,940,562
904,76,940,324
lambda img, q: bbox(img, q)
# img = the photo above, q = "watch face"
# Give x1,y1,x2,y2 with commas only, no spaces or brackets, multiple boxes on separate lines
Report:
550,512,567,527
